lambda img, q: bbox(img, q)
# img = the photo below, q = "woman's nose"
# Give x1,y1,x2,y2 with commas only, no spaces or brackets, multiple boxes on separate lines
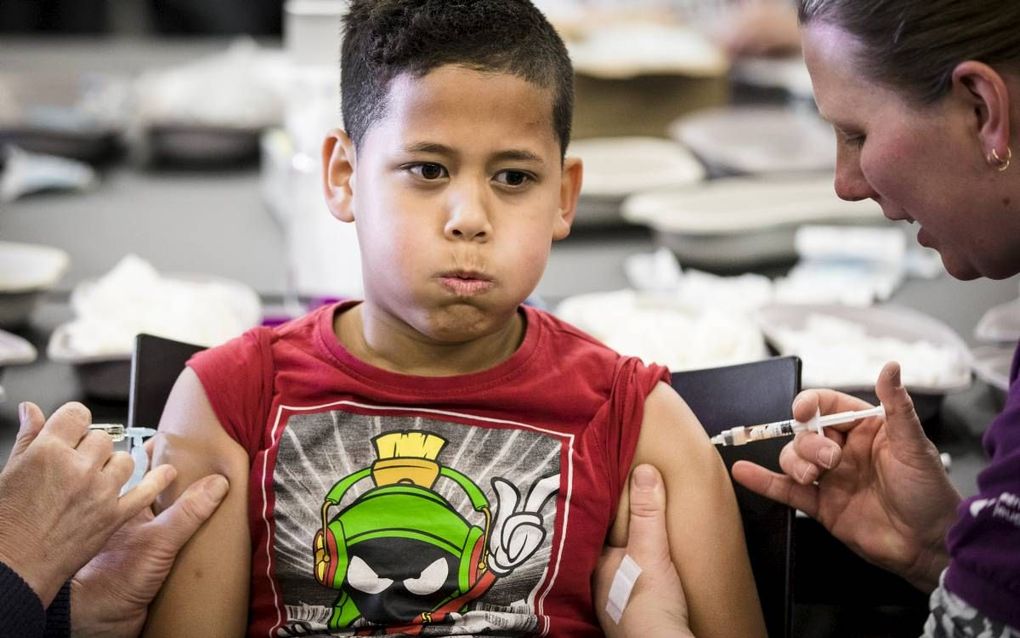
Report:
832,150,876,202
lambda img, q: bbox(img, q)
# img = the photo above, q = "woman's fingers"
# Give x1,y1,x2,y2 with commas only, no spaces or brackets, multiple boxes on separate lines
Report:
731,460,820,518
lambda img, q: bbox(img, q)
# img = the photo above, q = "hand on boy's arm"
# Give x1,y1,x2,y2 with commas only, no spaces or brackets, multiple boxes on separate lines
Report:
0,402,177,608
595,464,694,638
613,383,766,638
71,439,230,638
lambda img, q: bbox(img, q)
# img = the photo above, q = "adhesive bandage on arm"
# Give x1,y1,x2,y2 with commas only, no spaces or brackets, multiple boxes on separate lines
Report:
605,554,642,624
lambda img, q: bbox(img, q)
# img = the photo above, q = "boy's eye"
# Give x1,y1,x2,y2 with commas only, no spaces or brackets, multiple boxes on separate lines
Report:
408,163,448,180
494,170,532,187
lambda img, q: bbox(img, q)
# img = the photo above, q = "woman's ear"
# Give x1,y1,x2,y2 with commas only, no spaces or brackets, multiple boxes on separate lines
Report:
322,129,357,222
554,155,583,241
952,61,1012,165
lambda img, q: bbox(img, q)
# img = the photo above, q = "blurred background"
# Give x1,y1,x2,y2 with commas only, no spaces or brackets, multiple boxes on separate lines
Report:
0,0,284,35
1,2,1018,637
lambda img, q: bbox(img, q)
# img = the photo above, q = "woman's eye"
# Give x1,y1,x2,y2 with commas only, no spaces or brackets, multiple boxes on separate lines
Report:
409,163,448,180
836,128,865,149
494,170,532,187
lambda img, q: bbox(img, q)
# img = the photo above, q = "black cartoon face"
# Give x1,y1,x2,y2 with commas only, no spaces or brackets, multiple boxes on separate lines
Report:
344,537,460,624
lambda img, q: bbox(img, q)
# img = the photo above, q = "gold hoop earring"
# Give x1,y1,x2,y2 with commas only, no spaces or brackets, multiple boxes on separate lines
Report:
990,146,1012,172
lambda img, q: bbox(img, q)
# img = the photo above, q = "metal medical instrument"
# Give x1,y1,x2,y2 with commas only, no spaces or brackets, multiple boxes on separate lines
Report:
89,423,158,442
89,424,158,493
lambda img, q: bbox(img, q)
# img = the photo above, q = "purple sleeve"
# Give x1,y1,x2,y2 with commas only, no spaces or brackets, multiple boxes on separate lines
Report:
944,341,1020,631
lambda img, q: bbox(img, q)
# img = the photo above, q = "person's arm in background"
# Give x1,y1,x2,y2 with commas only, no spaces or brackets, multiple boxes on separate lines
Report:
731,362,960,592
711,0,800,58
141,368,251,638
0,402,178,638
608,382,766,638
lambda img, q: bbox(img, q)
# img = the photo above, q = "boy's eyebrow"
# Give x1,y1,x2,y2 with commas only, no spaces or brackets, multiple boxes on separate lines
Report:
403,142,545,166
405,142,455,156
491,149,546,166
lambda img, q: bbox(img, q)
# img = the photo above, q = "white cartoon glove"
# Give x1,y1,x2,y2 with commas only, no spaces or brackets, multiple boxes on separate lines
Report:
488,474,559,576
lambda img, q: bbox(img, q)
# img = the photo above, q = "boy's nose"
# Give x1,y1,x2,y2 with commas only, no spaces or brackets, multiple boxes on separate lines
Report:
444,188,492,242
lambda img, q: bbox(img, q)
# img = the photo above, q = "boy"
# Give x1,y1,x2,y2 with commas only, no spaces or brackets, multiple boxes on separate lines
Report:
144,1,764,636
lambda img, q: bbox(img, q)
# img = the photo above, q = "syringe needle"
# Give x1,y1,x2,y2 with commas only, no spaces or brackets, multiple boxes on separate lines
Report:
712,405,885,447
89,424,158,443
90,423,126,442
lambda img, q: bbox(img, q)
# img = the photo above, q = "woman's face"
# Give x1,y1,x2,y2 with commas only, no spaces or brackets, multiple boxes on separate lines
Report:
802,22,1020,280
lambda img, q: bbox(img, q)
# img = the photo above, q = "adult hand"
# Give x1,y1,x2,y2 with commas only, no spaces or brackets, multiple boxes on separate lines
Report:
0,402,176,606
732,362,961,591
595,464,694,638
71,440,229,638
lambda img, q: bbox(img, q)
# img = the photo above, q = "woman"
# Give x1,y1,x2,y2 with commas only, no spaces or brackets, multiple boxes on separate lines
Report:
597,1,1020,636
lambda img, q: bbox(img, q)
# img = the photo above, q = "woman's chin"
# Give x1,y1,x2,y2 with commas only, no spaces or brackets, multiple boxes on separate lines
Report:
940,254,983,281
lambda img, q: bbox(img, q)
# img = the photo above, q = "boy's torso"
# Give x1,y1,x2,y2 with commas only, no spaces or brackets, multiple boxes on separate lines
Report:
190,303,668,637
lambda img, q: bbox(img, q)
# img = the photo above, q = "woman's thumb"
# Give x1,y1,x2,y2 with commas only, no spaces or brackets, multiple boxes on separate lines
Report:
875,362,928,453
12,401,45,456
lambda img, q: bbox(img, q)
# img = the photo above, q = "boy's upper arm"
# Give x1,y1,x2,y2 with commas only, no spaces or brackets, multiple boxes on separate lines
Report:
142,367,251,638
610,381,766,638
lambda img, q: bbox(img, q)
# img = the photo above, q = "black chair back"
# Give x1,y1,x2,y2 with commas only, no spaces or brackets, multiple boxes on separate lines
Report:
128,333,206,430
671,356,799,638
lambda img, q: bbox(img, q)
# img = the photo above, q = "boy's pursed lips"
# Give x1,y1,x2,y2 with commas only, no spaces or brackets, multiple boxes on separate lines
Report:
436,269,495,295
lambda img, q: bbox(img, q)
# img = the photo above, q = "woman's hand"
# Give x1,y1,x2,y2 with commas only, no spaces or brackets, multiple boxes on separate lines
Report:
732,362,961,591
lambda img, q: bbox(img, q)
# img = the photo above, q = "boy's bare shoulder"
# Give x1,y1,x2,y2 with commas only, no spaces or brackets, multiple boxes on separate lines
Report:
154,368,249,476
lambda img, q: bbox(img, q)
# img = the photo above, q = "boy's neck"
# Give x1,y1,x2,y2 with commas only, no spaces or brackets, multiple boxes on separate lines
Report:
334,302,525,376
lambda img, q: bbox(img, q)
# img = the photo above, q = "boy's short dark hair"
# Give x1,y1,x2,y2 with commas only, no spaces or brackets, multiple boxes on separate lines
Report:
341,0,574,157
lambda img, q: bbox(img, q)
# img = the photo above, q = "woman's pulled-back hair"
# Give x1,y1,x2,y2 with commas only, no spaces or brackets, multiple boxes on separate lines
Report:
799,0,1020,104
341,0,574,155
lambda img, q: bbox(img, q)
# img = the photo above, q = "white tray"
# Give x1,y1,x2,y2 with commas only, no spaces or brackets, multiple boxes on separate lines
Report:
0,241,69,293
623,177,882,235
569,136,705,199
756,303,973,394
970,344,1015,393
0,329,37,367
622,177,884,267
975,298,1020,343
669,106,834,174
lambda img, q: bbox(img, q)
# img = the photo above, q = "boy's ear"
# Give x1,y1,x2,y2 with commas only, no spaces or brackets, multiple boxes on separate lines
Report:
554,156,583,240
322,129,357,222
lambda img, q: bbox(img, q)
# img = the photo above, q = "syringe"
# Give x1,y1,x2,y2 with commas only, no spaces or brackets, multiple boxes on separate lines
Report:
89,424,158,443
710,405,885,447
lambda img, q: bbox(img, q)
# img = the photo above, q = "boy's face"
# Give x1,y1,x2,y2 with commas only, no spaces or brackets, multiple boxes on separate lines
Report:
323,65,582,345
